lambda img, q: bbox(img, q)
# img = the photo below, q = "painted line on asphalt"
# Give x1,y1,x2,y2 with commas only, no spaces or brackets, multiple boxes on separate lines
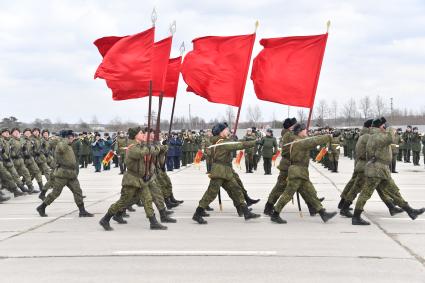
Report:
0,217,74,220
379,218,425,221
113,250,277,256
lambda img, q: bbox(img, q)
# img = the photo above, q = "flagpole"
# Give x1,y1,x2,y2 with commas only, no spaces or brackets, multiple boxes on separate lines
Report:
307,20,330,130
168,42,185,135
232,20,259,136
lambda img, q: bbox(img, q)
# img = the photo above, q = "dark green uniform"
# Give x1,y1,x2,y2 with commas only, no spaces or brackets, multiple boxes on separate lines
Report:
259,135,277,175
10,136,34,190
328,136,341,173
274,134,332,214
22,136,43,185
79,136,91,168
1,136,26,192
243,133,256,173
198,137,256,209
402,130,413,162
411,131,421,166
32,135,51,188
115,136,129,174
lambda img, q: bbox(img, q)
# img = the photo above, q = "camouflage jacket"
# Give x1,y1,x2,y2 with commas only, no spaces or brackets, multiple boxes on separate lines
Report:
243,134,256,155
22,136,36,163
115,136,129,156
365,128,393,180
277,129,295,172
288,134,332,181
122,142,150,188
54,139,79,179
209,136,256,181
0,137,14,167
353,127,370,173
32,136,47,164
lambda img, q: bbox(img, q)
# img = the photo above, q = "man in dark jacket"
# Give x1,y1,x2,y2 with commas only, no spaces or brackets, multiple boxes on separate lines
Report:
259,129,278,175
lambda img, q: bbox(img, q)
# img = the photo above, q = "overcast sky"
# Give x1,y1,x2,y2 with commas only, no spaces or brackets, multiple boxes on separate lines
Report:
1,0,424,125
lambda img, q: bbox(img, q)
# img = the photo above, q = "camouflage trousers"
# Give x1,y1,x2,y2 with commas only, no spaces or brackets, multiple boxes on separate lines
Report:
148,178,166,211
245,152,254,171
341,171,363,201
13,158,33,187
267,170,288,205
24,158,42,183
44,176,84,207
156,170,173,198
199,177,245,209
355,177,408,210
36,161,51,182
4,162,24,188
274,177,323,213
0,162,18,191
108,184,154,218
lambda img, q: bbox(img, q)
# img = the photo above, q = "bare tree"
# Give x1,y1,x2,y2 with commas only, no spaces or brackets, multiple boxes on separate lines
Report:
314,100,329,127
359,96,372,119
297,109,306,123
342,98,357,126
331,100,338,126
375,94,386,117
246,105,262,126
225,106,235,129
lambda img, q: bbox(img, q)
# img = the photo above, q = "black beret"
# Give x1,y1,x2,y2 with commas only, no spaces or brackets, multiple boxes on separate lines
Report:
283,117,297,129
1,128,10,134
212,123,227,136
128,127,142,140
372,117,386,128
293,123,307,135
363,119,373,128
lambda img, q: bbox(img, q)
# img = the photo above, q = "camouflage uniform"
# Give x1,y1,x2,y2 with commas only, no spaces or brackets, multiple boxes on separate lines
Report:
1,136,26,192
10,136,35,190
115,135,129,174
32,135,51,187
22,136,43,186
243,133,256,173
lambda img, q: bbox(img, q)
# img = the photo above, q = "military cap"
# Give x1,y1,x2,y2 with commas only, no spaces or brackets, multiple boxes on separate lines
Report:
413,126,418,131
94,132,101,137
372,117,387,128
397,128,402,132
407,125,412,129
363,119,373,128
293,123,307,135
82,131,87,135
0,128,10,134
212,123,227,136
283,117,297,129
32,127,41,133
266,128,273,133
60,130,74,138
41,129,49,135
104,132,110,137
128,127,142,140
23,128,32,133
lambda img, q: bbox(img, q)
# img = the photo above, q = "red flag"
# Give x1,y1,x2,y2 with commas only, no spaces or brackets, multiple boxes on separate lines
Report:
251,34,328,108
162,56,182,98
181,33,256,107
93,36,125,57
94,27,154,82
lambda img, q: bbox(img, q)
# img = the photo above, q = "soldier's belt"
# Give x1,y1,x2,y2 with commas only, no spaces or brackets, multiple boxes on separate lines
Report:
290,162,308,167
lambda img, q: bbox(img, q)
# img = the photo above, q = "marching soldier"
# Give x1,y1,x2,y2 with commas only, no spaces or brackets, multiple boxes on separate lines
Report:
192,122,260,224
99,127,166,231
270,123,337,224
31,128,51,190
1,128,27,195
391,129,402,173
22,128,43,192
352,118,425,225
36,130,93,218
71,133,82,175
411,127,421,166
328,130,341,173
9,128,38,193
202,129,213,173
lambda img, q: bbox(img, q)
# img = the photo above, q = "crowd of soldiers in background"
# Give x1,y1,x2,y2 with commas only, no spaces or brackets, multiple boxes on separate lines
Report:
1,124,424,204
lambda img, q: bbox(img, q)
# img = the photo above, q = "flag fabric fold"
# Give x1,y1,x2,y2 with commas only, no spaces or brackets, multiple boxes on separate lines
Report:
181,33,256,107
94,27,155,82
251,34,328,108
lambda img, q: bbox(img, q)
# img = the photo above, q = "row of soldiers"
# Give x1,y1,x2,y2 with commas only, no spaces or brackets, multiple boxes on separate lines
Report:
1,127,54,202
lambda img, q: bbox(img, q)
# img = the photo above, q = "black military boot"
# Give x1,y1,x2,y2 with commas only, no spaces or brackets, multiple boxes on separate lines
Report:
263,202,274,216
0,192,11,203
28,184,39,194
192,207,208,224
270,210,287,224
36,202,48,217
159,208,177,223
319,197,325,203
12,187,25,197
337,198,345,209
205,206,214,211
340,200,353,218
122,210,130,218
307,203,317,216
127,205,136,212
165,198,179,209
236,206,252,217
402,204,425,220
38,190,46,201
244,193,260,207
318,209,337,223
99,213,114,231
112,211,127,224
385,202,404,216
149,215,168,230
165,209,174,215
136,200,144,207
18,184,30,194
37,182,43,193
170,194,184,204
241,205,260,220
352,209,370,225
78,204,94,217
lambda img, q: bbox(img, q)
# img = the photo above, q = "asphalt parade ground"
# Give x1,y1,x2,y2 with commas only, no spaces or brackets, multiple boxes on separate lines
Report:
0,157,424,283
